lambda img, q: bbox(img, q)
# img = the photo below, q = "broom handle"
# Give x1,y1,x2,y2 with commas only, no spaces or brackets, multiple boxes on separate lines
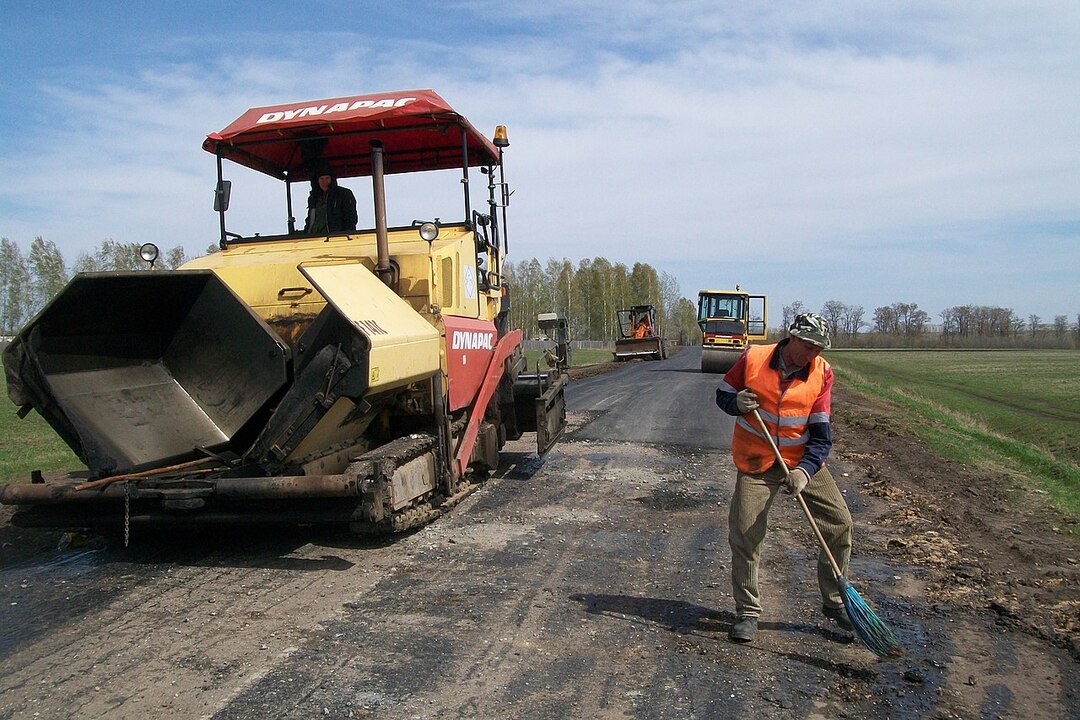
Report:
750,408,844,579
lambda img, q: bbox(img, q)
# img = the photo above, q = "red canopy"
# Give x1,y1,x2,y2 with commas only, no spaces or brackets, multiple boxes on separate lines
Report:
203,89,501,181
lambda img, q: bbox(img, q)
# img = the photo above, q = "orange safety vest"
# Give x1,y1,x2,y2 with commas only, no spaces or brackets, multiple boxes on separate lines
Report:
731,343,829,475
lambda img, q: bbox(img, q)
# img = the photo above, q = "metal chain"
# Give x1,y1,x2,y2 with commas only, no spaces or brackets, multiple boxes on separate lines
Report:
124,482,131,548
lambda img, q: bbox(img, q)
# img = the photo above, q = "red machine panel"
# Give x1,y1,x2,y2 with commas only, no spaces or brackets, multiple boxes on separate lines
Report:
444,316,498,411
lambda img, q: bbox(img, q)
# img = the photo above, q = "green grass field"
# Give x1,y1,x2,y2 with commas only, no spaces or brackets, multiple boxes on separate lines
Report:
523,347,613,369
830,349,1080,523
0,373,80,482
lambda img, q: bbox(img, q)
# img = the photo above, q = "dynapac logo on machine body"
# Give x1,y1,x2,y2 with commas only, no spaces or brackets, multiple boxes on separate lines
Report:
451,331,495,351
444,316,499,412
256,97,418,124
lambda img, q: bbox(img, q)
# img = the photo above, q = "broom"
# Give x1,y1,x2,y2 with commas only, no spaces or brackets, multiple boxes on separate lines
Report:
751,409,904,658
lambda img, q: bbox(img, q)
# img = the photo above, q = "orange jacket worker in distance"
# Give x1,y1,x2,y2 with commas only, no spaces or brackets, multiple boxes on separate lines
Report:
631,314,652,339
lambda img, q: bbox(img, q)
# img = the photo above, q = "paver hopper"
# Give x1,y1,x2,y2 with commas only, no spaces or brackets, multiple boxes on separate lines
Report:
1,89,568,535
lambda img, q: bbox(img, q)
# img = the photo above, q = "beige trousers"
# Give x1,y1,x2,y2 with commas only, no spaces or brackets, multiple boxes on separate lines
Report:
728,463,852,618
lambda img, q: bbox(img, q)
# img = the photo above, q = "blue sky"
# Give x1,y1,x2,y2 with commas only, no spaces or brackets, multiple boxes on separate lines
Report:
2,1,1077,324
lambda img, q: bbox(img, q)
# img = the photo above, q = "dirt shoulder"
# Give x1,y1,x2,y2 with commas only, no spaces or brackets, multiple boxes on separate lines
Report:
571,352,1080,661
567,359,626,381
830,385,1080,661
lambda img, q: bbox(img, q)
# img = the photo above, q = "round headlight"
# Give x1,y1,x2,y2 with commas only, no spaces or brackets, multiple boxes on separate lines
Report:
139,242,160,265
418,222,439,242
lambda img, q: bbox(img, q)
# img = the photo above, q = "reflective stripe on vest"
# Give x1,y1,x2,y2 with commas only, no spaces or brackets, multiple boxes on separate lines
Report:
731,343,828,475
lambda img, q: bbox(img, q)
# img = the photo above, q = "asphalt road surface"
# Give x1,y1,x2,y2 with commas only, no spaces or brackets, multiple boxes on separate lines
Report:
1,348,1076,719
566,347,733,450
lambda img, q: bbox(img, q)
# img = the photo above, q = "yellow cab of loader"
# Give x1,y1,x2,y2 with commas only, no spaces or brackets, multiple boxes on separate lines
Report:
697,288,767,373
1,90,568,536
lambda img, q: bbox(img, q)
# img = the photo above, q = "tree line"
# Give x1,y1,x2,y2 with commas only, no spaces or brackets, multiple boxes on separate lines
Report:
2,238,1076,350
782,299,1080,349
501,258,699,346
0,237,189,334
505,259,1078,349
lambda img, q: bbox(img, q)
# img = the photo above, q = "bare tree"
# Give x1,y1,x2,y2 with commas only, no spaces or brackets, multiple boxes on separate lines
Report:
872,305,898,334
900,304,929,337
940,307,958,338
1052,315,1068,340
782,300,805,329
820,300,846,344
842,304,865,340
956,304,974,337
989,307,1014,337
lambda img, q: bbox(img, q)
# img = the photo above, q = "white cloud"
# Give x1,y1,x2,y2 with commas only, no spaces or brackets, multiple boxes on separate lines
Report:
0,2,1076,320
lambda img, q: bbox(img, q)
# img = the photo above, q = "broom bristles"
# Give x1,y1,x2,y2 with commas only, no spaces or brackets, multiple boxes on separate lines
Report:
838,577,904,658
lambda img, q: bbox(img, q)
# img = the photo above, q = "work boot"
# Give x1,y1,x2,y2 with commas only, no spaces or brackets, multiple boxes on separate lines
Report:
823,604,854,632
729,616,758,643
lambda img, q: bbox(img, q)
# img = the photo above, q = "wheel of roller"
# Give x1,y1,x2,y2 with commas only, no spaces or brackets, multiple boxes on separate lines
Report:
700,348,738,374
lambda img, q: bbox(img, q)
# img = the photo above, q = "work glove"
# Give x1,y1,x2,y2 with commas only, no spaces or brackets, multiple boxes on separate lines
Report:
784,467,810,495
735,388,759,414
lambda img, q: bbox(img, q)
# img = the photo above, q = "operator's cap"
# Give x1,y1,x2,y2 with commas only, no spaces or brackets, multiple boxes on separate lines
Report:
788,312,831,349
311,160,335,179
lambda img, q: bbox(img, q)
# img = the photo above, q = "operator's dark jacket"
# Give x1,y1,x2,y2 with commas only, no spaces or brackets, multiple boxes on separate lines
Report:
304,172,358,234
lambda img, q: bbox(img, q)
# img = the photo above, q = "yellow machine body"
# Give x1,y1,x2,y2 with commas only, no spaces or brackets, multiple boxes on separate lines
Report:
1,89,566,533
182,225,500,347
698,289,768,373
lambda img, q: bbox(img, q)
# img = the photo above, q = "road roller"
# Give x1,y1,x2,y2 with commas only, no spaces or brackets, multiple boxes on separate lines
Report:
698,289,768,373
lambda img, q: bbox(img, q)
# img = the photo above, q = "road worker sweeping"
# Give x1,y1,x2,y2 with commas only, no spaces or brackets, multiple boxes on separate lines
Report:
714,313,855,643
